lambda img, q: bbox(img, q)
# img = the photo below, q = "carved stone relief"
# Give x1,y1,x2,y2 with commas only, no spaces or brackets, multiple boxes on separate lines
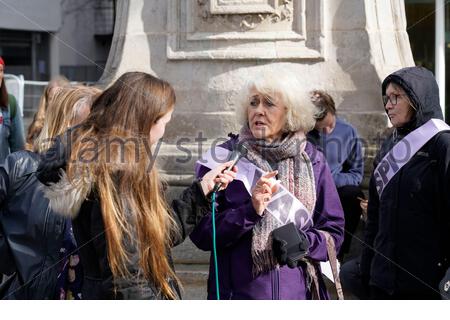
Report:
208,0,277,15
197,0,292,31
167,0,323,60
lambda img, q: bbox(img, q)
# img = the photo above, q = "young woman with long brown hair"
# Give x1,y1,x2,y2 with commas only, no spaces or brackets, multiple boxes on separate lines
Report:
37,72,236,299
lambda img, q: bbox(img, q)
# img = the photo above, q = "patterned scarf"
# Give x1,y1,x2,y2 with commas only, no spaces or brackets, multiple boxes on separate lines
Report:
238,125,316,275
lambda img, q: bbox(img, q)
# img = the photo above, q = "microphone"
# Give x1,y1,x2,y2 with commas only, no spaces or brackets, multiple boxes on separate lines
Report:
212,143,248,193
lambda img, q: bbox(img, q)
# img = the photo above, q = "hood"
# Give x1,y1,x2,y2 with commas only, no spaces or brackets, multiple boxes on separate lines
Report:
382,66,443,131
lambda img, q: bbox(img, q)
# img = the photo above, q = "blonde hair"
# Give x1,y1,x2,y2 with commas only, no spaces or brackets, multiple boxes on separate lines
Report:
67,72,180,299
34,86,101,153
236,69,316,133
26,76,70,150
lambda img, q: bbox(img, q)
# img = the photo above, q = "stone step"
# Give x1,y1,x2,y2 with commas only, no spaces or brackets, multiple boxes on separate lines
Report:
171,238,210,265
175,263,209,300
175,264,209,284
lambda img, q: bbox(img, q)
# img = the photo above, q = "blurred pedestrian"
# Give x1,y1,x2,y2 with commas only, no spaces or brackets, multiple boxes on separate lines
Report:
308,90,365,261
25,75,69,150
0,86,100,299
0,56,25,164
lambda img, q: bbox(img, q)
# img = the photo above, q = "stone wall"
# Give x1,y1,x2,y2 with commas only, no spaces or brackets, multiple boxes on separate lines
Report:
100,0,416,298
101,0,415,191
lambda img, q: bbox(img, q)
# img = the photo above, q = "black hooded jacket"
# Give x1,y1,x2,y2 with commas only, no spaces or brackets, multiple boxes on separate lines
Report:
361,67,450,298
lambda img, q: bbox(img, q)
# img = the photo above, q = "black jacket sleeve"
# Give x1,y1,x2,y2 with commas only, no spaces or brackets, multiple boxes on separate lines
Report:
360,172,380,281
0,167,9,205
169,180,211,247
0,167,10,274
37,126,83,186
434,132,450,266
36,135,67,185
0,158,17,275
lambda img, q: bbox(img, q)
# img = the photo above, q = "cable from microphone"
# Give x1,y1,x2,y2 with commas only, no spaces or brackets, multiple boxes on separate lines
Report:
212,143,248,193
210,142,248,299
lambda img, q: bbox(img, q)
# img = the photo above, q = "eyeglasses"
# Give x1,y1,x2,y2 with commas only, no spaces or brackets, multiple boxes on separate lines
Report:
382,94,407,106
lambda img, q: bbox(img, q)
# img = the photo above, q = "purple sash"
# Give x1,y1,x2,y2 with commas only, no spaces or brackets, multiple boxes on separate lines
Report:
198,146,314,231
374,118,450,197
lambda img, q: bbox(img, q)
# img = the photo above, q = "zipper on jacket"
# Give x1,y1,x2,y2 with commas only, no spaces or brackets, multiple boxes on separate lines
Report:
271,266,280,300
271,269,274,299
276,266,280,299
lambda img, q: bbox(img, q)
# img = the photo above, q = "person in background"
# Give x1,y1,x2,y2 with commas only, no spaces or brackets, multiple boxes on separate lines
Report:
308,90,365,261
25,75,69,150
0,86,101,299
340,66,450,299
35,86,101,300
0,56,25,164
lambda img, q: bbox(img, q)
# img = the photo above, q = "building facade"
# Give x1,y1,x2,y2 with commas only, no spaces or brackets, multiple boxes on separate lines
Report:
0,0,114,82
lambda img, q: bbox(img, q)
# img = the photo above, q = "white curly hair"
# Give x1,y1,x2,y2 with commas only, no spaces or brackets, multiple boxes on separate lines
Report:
235,68,316,133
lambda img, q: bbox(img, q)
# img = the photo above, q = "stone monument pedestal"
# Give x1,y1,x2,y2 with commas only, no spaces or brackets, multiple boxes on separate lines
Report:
101,0,415,298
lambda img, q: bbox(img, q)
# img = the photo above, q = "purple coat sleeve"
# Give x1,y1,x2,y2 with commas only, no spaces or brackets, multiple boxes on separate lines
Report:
305,149,345,261
189,163,263,251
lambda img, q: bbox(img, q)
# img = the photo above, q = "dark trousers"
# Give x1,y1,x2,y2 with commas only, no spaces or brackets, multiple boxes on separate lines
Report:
340,258,370,299
339,258,404,299
340,258,441,299
337,185,365,259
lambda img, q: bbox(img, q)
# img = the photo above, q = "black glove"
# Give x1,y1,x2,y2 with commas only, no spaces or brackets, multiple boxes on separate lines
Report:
272,223,309,268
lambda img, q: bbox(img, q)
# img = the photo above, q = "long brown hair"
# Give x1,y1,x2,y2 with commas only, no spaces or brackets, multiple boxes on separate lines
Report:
67,72,179,299
0,78,9,109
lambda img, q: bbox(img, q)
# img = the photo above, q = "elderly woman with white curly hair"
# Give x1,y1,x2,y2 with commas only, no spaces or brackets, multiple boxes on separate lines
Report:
190,70,345,299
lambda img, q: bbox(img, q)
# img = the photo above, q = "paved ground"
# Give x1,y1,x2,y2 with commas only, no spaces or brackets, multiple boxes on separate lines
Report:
176,264,209,300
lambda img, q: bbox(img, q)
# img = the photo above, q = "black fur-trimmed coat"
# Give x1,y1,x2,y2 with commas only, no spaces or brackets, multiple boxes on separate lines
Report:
37,132,210,299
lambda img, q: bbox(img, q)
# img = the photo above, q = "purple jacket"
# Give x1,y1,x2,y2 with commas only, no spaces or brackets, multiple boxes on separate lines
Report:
190,138,345,299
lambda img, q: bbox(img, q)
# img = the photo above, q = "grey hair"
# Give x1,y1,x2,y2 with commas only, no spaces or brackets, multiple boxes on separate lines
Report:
235,69,316,133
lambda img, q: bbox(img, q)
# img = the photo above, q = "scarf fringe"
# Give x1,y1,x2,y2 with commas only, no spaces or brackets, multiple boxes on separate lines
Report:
251,250,278,276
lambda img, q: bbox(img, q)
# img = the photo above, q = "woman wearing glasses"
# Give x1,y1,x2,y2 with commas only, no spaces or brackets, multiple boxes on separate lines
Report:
340,66,450,299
